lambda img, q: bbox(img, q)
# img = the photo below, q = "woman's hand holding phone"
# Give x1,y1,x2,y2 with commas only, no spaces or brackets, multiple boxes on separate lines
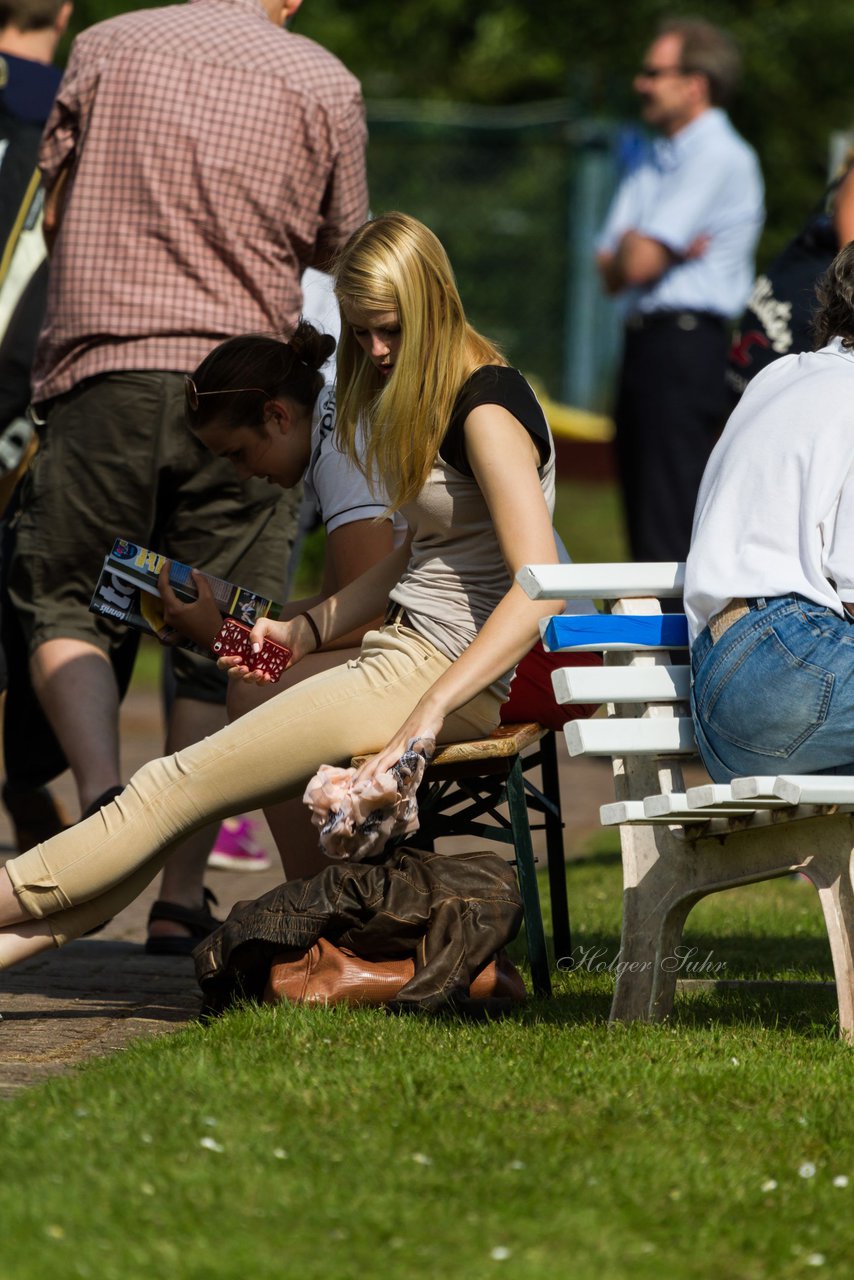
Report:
217,614,315,684
211,618,291,683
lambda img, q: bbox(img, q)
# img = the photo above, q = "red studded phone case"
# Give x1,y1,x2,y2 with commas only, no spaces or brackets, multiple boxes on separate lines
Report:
211,618,291,683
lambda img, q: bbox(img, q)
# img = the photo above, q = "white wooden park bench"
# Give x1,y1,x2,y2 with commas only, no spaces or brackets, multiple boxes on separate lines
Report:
517,560,854,1039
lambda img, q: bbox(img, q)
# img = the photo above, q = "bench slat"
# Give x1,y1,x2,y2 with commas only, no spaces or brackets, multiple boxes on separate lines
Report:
542,613,689,653
686,783,790,811
724,776,780,800
600,800,648,825
643,792,757,819
600,801,715,826
732,775,854,806
352,722,544,770
518,562,685,600
565,717,696,757
551,664,691,705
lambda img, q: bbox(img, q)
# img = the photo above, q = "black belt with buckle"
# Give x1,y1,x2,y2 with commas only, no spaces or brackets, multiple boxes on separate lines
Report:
625,309,727,333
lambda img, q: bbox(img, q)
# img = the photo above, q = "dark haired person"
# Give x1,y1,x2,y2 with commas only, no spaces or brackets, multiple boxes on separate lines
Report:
5,0,368,950
161,316,596,890
0,0,71,421
686,242,854,782
596,17,764,564
0,0,72,845
725,147,854,402
0,213,567,971
161,320,406,889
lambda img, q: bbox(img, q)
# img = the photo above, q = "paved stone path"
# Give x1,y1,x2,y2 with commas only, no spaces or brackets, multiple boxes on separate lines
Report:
0,677,615,1097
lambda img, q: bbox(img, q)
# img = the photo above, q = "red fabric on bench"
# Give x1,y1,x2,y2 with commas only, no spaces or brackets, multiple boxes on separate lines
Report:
500,642,601,730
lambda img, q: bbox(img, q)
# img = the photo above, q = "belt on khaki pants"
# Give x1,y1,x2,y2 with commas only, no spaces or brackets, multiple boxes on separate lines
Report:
384,601,413,628
708,598,750,644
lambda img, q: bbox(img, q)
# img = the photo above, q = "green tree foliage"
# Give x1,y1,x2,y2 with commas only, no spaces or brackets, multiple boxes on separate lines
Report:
295,0,854,263
67,0,854,264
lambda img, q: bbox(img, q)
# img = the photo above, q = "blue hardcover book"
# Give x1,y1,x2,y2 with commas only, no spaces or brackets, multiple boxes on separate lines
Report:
542,613,689,651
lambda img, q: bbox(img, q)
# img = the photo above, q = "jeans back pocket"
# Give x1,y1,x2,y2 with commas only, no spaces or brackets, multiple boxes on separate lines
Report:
696,623,833,758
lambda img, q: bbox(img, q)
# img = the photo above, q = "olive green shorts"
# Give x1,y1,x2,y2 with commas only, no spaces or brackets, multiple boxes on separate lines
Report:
8,371,300,704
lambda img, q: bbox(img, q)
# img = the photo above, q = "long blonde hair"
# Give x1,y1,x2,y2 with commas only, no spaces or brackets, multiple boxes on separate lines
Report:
333,212,505,509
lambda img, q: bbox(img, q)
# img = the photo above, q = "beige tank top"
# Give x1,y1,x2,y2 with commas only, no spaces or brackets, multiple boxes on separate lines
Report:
388,366,555,699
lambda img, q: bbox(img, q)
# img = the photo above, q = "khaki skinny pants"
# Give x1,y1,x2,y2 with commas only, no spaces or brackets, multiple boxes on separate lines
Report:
7,624,502,946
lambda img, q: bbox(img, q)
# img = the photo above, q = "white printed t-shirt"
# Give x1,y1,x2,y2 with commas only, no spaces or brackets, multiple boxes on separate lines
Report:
301,383,408,541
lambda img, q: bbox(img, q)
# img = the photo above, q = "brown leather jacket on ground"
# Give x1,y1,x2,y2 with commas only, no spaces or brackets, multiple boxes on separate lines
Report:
194,846,523,1015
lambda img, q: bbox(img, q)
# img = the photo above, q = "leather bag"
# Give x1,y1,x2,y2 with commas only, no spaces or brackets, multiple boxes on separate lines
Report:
263,937,527,1007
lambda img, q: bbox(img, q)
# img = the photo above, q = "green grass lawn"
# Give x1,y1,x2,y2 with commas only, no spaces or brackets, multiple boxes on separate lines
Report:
1,842,852,1280
553,475,628,566
71,479,853,1277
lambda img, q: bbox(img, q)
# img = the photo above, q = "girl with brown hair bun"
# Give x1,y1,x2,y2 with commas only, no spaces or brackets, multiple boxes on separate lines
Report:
0,213,561,974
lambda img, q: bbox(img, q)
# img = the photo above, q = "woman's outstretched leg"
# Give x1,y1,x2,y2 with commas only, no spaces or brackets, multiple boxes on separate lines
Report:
0,626,502,951
0,868,58,967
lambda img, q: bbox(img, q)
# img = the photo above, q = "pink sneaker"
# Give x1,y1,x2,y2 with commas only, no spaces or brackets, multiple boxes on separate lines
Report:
208,817,273,872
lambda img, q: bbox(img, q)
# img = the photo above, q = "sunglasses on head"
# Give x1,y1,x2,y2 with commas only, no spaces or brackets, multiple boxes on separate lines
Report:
184,375,269,413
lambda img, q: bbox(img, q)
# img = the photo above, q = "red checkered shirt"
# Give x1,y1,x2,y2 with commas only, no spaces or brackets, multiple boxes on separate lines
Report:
32,0,369,403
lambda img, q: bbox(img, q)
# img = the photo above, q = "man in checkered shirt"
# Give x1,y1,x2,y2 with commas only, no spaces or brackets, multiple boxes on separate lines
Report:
5,0,368,951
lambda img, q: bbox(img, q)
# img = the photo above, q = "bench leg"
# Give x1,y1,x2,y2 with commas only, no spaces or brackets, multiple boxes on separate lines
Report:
507,756,551,997
692,817,854,1040
612,817,854,1038
807,840,854,1041
610,820,715,1024
608,824,671,1022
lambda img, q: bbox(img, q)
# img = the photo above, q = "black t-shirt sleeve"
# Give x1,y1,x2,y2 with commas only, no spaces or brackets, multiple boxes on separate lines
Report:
438,366,552,476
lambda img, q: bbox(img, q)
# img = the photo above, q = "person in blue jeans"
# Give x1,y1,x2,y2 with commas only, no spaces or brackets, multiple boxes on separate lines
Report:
685,240,854,783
